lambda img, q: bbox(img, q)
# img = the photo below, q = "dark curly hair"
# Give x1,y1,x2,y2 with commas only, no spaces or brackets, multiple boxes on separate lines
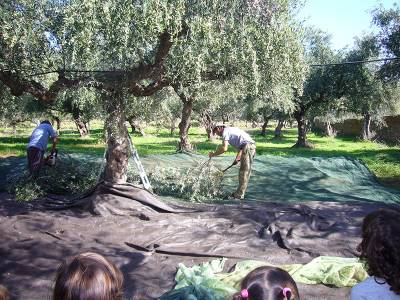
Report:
358,209,400,294
231,266,300,300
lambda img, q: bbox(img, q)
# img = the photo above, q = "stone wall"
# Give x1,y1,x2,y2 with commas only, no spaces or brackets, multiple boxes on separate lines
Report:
314,116,400,144
376,115,400,144
333,119,363,136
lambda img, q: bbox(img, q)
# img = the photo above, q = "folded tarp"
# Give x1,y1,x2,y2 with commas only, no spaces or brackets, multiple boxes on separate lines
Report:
159,256,368,300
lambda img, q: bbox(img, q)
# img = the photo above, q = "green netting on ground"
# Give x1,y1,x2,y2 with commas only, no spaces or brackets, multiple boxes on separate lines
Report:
142,153,400,204
1,152,400,204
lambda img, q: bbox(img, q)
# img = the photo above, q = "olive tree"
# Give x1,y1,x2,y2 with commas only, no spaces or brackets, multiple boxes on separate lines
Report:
292,28,343,148
340,35,390,140
373,4,400,82
168,0,307,149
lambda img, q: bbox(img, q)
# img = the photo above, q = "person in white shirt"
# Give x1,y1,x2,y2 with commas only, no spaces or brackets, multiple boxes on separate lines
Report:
209,125,256,199
27,120,58,176
350,209,400,300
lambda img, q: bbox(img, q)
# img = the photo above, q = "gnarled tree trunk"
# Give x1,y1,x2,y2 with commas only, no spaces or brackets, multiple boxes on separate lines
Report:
74,117,90,137
261,122,268,136
178,97,194,151
52,116,61,132
292,107,314,148
127,117,146,137
202,110,214,140
260,113,271,136
324,121,337,137
274,118,285,138
170,117,177,135
361,113,373,140
103,92,130,184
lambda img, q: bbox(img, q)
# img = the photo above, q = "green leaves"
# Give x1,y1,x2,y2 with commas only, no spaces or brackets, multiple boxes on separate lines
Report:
373,4,400,82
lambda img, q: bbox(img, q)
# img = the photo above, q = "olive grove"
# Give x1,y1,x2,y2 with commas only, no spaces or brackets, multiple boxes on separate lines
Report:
0,0,307,211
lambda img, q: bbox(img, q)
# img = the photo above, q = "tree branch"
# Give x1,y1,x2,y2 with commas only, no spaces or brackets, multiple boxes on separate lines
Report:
0,24,185,101
128,79,169,97
0,70,95,103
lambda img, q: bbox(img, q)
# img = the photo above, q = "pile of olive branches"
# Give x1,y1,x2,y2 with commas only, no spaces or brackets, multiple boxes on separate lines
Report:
7,153,99,201
147,159,226,202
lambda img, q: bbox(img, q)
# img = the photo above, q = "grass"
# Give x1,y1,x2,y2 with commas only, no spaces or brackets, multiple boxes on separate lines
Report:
1,120,400,189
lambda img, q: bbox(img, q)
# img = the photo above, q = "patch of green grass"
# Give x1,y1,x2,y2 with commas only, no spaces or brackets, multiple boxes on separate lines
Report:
1,121,400,189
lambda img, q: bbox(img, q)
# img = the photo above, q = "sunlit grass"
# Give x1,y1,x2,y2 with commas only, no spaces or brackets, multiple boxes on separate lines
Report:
1,121,399,188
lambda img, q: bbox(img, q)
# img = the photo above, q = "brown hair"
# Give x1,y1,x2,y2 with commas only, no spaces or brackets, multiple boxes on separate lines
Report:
53,252,123,300
0,285,9,300
358,209,400,294
232,266,300,300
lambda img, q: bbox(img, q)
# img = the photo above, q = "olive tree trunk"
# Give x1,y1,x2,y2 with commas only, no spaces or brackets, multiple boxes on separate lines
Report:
74,117,90,137
274,118,285,138
292,107,314,148
127,117,146,137
202,110,214,140
324,121,337,137
178,97,194,151
170,117,177,135
52,116,61,132
361,113,373,140
103,92,131,184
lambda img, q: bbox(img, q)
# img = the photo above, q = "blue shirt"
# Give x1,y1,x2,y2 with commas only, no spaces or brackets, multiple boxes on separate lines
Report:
222,127,255,150
351,276,400,300
28,123,58,151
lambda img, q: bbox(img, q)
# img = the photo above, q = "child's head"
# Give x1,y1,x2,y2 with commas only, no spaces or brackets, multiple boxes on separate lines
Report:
53,252,123,300
232,266,299,300
358,209,400,294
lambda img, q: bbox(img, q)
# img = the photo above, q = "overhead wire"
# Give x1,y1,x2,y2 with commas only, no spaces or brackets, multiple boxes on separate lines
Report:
309,57,400,67
1,57,399,77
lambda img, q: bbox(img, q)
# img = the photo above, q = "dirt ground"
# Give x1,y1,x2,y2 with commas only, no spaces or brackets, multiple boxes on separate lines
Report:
0,191,397,300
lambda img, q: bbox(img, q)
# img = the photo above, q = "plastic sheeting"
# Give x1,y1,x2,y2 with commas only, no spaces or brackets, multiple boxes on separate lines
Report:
159,257,368,300
2,153,400,204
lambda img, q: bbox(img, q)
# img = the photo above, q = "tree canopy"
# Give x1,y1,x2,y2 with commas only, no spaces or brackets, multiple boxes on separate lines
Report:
373,4,400,82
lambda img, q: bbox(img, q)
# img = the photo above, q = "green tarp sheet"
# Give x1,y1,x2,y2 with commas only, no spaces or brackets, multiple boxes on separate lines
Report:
1,153,399,204
159,257,368,300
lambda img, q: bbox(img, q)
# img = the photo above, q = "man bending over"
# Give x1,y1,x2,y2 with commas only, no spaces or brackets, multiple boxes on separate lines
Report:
209,124,256,199
27,120,58,176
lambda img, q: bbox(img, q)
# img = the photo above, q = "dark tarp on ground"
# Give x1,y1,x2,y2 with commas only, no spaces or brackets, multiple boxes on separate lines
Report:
1,193,397,299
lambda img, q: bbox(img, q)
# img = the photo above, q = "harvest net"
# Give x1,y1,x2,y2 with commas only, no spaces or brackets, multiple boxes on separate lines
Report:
1,152,400,204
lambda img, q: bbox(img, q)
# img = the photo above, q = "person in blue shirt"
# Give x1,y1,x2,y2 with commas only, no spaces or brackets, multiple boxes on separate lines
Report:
27,120,58,176
209,124,256,199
